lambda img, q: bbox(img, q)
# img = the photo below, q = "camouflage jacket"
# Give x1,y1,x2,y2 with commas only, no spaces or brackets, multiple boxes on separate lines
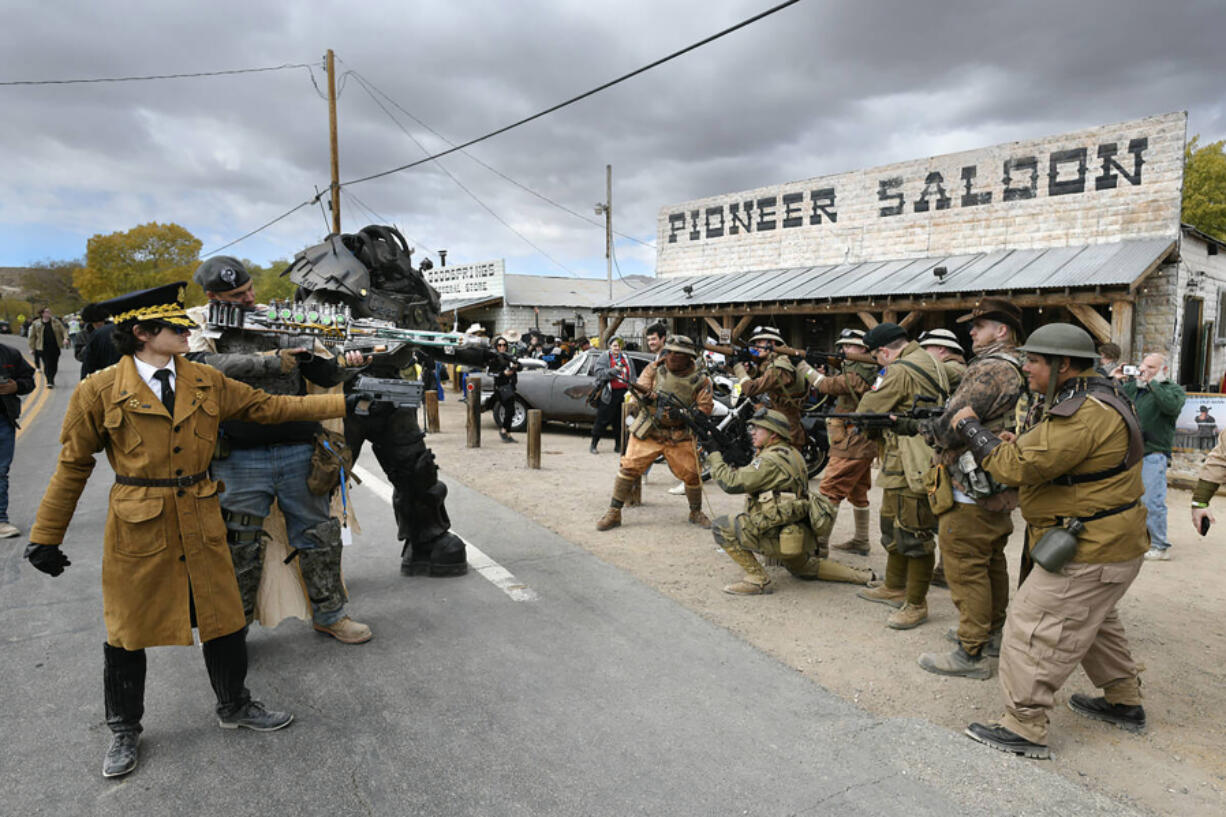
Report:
925,341,1026,457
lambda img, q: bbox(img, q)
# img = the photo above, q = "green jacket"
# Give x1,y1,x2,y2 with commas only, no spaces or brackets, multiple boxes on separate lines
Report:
1121,378,1186,455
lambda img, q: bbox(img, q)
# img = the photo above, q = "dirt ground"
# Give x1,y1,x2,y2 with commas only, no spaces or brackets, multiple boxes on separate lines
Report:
424,395,1225,816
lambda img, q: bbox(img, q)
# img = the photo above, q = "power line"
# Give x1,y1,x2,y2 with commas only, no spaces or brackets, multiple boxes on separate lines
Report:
340,187,438,258
350,72,577,276
201,200,315,257
0,62,314,87
346,66,655,250
338,0,800,188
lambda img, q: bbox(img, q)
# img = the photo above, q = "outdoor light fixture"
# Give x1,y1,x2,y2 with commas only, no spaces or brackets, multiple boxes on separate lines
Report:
683,284,694,298
933,266,948,281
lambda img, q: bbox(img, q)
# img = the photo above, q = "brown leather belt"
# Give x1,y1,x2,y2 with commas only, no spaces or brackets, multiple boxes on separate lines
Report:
115,471,208,488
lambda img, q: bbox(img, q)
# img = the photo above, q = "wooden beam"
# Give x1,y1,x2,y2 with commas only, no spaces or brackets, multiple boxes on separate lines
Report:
898,310,923,330
1110,300,1135,360
598,315,624,348
703,316,724,338
882,310,897,324
857,311,879,329
730,315,754,343
1067,303,1112,344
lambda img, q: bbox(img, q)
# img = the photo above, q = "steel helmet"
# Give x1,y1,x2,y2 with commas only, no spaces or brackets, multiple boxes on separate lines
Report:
662,334,700,357
748,325,786,345
747,407,792,440
1017,323,1097,360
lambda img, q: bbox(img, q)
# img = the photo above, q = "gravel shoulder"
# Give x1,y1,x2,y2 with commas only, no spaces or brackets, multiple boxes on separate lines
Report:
428,397,1226,816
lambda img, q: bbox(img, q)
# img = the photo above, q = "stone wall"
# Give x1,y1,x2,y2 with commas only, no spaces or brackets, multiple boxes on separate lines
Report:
656,113,1186,278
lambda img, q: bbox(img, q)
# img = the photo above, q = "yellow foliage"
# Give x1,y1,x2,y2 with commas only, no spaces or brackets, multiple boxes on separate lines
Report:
75,222,203,304
1184,135,1226,243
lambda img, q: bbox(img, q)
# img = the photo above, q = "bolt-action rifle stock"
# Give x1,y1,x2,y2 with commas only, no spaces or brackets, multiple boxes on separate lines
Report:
703,341,876,367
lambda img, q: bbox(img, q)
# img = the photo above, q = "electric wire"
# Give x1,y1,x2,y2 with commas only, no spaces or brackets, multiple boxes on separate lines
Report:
201,200,315,257
345,66,655,249
1,63,314,86
351,72,577,276
340,187,438,258
338,0,800,188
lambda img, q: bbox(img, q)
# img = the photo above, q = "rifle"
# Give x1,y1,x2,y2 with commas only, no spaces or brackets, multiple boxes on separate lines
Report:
617,375,757,467
703,341,875,367
202,300,490,360
348,375,424,415
814,395,945,431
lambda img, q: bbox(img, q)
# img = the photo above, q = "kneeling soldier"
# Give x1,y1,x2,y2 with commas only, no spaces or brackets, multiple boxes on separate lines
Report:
710,409,873,594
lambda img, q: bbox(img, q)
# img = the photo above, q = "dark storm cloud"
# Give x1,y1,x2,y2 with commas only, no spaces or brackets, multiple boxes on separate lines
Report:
1,0,1221,276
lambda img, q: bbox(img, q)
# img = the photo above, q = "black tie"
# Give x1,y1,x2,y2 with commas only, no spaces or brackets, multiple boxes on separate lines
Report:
153,369,175,416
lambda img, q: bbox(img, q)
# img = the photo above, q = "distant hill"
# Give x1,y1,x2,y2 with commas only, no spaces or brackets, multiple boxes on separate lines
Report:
0,267,34,297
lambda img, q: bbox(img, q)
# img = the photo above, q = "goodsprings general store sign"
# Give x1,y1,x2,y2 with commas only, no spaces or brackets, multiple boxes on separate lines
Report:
655,112,1185,277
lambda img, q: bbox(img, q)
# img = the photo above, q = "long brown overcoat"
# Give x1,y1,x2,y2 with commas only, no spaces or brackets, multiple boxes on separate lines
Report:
29,355,346,649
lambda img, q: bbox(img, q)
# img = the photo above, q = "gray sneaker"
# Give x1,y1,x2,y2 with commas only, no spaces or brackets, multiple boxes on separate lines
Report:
218,700,294,731
1143,547,1171,561
0,522,20,538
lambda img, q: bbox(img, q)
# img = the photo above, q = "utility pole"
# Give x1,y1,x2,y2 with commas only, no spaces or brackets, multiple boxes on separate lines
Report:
594,164,612,299
326,49,341,235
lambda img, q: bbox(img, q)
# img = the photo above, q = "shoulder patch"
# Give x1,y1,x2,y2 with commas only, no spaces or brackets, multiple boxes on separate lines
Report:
750,457,763,470
872,375,884,391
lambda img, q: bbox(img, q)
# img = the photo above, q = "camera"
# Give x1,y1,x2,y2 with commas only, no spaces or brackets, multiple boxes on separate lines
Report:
1122,365,1140,377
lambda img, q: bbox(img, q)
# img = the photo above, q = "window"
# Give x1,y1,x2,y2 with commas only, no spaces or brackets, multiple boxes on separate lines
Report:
1218,289,1226,341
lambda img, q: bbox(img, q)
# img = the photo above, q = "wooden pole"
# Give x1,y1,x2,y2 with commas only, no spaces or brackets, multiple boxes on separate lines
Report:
1111,300,1135,360
326,49,341,235
620,399,641,505
526,409,542,469
424,390,440,432
466,376,481,448
451,364,462,393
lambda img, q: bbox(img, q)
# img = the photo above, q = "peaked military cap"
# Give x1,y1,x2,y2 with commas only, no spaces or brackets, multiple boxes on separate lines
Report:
98,281,194,328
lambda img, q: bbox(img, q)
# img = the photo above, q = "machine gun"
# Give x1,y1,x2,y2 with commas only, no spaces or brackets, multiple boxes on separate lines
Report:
617,376,757,467
815,394,946,431
202,300,490,361
703,341,875,367
348,375,425,415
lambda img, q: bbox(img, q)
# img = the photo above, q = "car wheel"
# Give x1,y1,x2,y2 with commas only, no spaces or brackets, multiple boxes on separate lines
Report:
804,438,828,479
494,397,530,433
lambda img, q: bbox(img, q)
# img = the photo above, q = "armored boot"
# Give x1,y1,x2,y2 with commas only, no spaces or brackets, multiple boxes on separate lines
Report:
857,552,907,607
102,643,145,778
204,628,293,731
685,484,711,528
918,645,992,679
299,520,372,644
596,474,635,531
832,504,871,555
398,477,468,577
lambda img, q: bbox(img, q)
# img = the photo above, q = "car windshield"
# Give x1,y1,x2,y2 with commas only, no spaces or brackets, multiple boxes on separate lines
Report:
556,351,589,375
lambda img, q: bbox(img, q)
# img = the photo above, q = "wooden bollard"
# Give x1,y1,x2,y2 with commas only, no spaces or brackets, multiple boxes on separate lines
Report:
451,364,463,393
466,375,481,448
424,390,440,433
526,409,542,469
620,399,642,506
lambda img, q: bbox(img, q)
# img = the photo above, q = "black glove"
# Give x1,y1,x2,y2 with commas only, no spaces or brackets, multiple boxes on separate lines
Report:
345,393,395,417
25,543,70,577
733,346,754,365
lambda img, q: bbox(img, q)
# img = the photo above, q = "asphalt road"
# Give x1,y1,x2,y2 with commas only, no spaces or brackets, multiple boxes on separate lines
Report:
0,336,1146,817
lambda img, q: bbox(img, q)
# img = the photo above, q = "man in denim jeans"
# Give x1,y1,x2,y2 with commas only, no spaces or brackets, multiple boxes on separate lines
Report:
1116,353,1185,561
189,257,373,643
0,343,36,538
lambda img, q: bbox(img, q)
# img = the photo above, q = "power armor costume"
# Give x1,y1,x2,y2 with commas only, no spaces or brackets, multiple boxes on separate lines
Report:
287,225,486,576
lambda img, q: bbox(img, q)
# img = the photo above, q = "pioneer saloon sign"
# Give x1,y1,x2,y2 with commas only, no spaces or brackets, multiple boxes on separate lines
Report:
655,112,1185,277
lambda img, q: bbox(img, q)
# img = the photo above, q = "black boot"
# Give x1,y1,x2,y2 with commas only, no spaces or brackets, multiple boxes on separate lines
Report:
1068,694,1146,732
203,628,293,731
103,643,145,778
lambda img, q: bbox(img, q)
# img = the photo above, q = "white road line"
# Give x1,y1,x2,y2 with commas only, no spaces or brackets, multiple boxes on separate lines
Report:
350,464,538,602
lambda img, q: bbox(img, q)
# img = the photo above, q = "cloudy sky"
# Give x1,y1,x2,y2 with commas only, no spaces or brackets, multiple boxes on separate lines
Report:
1,0,1221,281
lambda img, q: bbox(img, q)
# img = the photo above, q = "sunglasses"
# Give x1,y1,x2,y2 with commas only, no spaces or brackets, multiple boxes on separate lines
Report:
162,325,191,335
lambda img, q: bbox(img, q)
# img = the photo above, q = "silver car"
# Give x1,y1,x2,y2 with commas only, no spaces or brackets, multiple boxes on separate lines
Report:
480,349,656,432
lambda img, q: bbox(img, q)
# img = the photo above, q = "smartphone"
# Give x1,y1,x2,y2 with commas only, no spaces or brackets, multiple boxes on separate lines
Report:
1200,516,1212,536
1122,365,1140,376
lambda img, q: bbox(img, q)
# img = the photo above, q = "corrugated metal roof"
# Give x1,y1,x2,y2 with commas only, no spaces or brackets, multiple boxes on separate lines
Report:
502,274,650,308
605,239,1176,311
438,295,503,314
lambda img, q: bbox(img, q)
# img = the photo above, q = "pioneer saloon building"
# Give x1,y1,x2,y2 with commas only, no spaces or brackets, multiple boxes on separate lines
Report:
599,112,1226,390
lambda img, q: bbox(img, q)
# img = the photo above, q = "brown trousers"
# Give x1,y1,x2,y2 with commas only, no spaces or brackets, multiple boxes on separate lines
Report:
998,557,1143,744
818,455,873,507
939,501,1012,653
617,432,701,485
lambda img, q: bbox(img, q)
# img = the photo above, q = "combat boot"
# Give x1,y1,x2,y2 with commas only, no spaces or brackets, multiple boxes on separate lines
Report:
723,578,772,595
886,601,928,630
945,627,1002,657
314,616,373,644
596,507,622,531
856,582,905,608
685,485,711,529
965,723,1050,759
918,645,992,679
832,504,871,555
1067,695,1146,732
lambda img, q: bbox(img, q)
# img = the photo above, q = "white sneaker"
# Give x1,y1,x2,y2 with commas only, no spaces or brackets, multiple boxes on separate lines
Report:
0,522,20,538
668,481,686,495
1143,547,1171,561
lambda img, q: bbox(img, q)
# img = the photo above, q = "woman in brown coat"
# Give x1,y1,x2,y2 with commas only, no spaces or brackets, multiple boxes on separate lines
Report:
24,282,351,779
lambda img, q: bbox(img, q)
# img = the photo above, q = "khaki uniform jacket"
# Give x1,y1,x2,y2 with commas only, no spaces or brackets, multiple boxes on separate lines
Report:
1199,430,1226,486
982,391,1147,563
709,440,809,538
29,355,346,649
855,342,959,491
28,318,68,353
630,359,713,441
734,355,807,450
816,360,878,460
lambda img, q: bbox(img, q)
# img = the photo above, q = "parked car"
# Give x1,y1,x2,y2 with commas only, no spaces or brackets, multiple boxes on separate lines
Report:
481,348,656,431
0,320,10,335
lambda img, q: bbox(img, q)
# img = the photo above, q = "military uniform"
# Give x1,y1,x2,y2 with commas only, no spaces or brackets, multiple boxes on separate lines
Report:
709,410,872,593
921,339,1026,670
596,337,713,530
815,358,879,553
855,338,959,629
733,353,808,449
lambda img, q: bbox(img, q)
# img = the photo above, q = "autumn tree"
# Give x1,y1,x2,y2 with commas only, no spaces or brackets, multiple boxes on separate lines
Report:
241,258,298,302
1184,135,1226,242
75,222,202,303
24,258,85,315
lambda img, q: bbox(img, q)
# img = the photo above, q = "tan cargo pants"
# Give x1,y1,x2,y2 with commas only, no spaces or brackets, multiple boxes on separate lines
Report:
939,501,1012,654
998,556,1144,744
617,432,701,486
